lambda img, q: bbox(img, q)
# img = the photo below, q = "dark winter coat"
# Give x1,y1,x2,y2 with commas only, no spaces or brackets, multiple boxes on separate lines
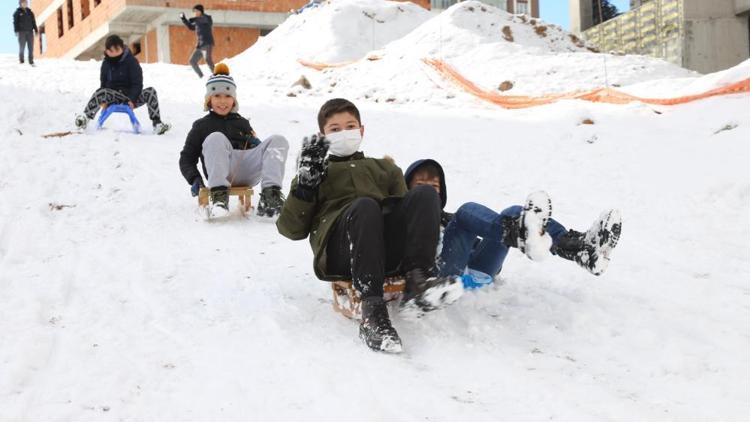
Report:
181,14,214,48
179,112,259,184
405,159,453,226
276,152,408,280
13,7,37,33
100,48,143,103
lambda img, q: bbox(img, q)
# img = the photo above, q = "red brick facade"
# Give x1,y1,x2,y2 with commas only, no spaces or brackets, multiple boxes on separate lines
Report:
168,25,261,65
32,0,433,63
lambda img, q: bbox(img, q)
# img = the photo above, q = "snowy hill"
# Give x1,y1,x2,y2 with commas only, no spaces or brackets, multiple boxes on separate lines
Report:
1,0,750,420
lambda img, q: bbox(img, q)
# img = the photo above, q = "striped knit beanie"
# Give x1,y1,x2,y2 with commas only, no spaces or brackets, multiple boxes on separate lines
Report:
205,63,238,113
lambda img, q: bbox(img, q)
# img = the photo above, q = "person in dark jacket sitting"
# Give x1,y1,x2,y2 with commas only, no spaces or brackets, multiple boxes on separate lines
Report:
179,63,289,218
75,35,170,135
13,0,38,66
180,4,215,78
276,98,464,354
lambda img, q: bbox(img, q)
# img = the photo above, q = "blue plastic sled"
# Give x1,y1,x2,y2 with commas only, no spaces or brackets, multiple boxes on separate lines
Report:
97,104,141,134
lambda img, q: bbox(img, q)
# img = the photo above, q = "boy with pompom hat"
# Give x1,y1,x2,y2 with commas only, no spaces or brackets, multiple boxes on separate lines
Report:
179,63,290,218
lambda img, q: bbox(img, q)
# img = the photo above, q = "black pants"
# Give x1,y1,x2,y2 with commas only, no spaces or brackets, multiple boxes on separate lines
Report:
83,87,162,124
18,31,34,64
190,45,215,78
326,185,441,298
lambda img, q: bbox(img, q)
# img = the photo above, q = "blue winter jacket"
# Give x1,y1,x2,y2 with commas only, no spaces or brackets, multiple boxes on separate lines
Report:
99,48,143,103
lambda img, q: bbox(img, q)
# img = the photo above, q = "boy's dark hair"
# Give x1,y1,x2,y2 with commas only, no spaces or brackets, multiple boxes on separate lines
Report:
317,98,362,132
105,35,125,50
412,162,441,182
193,4,205,13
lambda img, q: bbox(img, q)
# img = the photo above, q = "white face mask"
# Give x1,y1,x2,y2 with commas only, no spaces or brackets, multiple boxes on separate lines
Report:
326,129,362,157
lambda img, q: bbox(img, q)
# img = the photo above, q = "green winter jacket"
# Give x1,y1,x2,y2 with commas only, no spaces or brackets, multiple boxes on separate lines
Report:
276,152,407,281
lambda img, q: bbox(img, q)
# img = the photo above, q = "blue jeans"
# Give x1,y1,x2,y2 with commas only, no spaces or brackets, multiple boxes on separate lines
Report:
437,202,568,277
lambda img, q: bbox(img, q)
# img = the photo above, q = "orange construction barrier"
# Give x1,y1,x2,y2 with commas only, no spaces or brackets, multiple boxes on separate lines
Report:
422,58,750,109
297,55,382,71
297,59,355,70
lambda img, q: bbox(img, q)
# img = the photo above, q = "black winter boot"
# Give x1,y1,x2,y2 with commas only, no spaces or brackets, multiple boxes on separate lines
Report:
209,186,230,218
401,268,463,314
359,297,402,353
552,209,622,276
501,191,553,261
257,186,285,217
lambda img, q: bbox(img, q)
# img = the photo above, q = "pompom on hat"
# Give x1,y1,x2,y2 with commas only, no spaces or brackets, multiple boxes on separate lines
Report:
205,63,238,113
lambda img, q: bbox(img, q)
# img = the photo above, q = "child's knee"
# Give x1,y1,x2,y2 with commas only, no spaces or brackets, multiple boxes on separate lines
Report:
264,134,289,151
202,132,231,153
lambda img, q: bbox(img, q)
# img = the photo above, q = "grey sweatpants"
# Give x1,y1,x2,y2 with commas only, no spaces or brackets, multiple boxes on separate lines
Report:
18,31,34,64
190,45,215,78
202,132,289,189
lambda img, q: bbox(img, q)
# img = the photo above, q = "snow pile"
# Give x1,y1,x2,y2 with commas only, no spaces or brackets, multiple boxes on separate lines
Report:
230,0,430,79
622,58,750,98
1,52,750,420
243,1,694,105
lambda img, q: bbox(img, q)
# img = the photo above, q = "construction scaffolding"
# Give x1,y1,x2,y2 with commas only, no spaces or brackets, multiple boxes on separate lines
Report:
583,0,684,65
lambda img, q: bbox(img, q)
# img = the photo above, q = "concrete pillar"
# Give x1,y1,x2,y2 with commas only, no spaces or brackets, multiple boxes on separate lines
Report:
157,23,171,63
570,0,594,33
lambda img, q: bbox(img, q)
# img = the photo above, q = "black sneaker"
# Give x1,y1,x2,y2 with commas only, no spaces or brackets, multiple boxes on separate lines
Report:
552,209,622,276
209,186,230,218
257,186,285,217
359,297,402,353
400,268,463,314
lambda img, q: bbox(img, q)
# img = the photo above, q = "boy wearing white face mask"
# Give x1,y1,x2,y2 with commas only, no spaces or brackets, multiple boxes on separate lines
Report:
276,99,463,354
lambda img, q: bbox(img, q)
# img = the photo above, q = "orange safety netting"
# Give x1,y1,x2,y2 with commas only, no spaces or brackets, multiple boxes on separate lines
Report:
297,55,382,71
297,59,355,70
422,58,750,109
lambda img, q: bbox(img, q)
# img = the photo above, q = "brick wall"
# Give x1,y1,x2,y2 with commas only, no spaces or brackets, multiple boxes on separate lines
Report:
134,28,158,63
169,25,260,65
36,0,126,58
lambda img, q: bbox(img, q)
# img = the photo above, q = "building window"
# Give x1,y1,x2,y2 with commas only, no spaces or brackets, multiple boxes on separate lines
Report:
57,7,64,38
39,25,46,54
515,0,529,15
260,28,274,37
81,0,90,20
66,0,74,29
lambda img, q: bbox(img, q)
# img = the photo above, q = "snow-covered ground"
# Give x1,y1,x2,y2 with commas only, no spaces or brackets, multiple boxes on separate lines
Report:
1,1,750,420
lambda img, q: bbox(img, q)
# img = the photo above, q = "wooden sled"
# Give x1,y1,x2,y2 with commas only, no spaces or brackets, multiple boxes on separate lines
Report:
198,186,254,215
332,277,406,320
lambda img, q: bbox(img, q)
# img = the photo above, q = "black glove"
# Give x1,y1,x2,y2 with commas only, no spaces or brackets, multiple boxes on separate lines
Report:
440,211,455,228
294,134,329,201
191,176,205,197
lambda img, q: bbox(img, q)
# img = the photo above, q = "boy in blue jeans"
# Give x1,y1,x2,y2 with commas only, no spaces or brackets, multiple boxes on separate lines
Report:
404,160,622,287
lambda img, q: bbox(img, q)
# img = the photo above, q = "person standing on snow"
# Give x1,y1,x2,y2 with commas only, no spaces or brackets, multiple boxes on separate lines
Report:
74,35,170,135
180,4,215,78
13,0,37,66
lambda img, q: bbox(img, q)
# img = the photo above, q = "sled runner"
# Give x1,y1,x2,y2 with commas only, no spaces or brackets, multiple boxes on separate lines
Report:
198,186,254,215
332,277,406,320
97,104,142,134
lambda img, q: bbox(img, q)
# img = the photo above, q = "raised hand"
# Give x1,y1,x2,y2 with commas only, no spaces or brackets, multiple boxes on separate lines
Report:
297,134,330,190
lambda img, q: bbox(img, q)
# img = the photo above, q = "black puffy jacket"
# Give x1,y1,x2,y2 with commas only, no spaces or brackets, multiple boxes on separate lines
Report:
179,112,260,184
13,7,38,33
100,48,143,103
181,14,214,48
